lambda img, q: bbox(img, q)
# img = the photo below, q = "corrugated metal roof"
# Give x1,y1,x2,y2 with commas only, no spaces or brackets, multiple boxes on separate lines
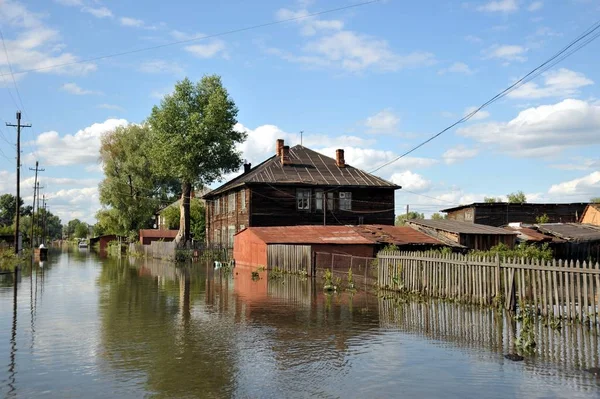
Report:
205,145,399,198
505,226,564,243
441,202,588,213
536,223,600,243
242,225,374,245
407,219,518,235
354,225,448,246
139,229,179,239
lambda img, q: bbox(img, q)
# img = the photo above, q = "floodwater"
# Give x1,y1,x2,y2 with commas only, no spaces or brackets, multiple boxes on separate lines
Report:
1,249,599,398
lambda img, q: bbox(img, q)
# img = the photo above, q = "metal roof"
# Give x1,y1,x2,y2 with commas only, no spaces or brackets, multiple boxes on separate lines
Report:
505,226,564,243
204,145,399,198
242,225,374,245
354,225,447,246
407,219,518,235
139,229,179,239
536,223,600,243
441,202,589,213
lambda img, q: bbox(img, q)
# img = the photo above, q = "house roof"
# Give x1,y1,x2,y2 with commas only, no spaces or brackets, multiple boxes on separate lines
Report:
241,225,374,245
581,204,600,221
353,225,448,246
139,229,179,239
505,226,564,243
407,219,518,235
536,223,600,243
204,145,400,198
441,202,588,213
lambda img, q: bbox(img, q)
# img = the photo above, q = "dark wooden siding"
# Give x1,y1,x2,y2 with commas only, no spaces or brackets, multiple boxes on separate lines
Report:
206,187,250,247
249,185,395,227
446,203,588,227
459,234,515,250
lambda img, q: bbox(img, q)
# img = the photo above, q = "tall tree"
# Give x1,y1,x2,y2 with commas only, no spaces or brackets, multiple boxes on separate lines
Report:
0,194,24,225
507,191,527,204
431,212,446,220
484,196,500,203
395,211,424,226
148,76,246,246
99,124,178,236
161,198,206,242
591,197,600,204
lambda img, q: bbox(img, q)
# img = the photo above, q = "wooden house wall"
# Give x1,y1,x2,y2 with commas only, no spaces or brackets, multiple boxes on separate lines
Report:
206,187,250,247
249,185,395,227
458,234,515,251
447,203,588,227
581,206,600,227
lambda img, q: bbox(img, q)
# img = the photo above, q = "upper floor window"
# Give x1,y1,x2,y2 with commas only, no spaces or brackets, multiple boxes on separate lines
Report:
327,192,335,211
315,190,323,211
241,190,246,211
297,189,311,210
339,192,352,210
215,198,220,215
228,193,236,213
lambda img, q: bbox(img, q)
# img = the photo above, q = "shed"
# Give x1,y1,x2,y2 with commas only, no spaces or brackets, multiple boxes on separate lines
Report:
406,219,518,250
353,224,463,251
89,234,127,252
580,204,600,227
139,229,179,245
536,223,600,261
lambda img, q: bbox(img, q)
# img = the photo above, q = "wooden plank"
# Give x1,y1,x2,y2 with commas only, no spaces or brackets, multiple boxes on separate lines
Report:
552,260,560,319
583,260,589,324
541,260,548,317
595,261,599,326
532,259,538,315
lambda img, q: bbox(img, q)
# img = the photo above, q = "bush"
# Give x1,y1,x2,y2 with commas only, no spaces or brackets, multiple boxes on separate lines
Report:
471,242,553,261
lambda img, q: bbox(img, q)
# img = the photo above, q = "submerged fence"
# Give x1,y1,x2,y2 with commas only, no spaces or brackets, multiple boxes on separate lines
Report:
314,251,377,287
378,251,600,325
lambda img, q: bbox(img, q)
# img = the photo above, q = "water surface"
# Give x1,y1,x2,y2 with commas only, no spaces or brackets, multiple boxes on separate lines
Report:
1,249,599,398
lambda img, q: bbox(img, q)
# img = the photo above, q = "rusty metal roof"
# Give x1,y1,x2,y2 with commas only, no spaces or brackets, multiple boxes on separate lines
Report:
536,223,600,243
505,226,564,243
139,229,179,239
204,145,399,198
354,225,446,246
407,219,518,235
242,225,373,245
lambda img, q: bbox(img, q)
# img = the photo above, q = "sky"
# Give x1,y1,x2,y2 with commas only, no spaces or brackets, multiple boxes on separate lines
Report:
0,0,599,225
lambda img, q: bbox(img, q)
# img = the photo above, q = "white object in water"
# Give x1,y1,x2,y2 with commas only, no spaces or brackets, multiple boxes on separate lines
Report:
39,243,45,249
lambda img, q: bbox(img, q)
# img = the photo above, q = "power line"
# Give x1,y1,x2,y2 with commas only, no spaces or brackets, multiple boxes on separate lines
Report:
0,0,382,78
369,19,600,174
0,26,26,112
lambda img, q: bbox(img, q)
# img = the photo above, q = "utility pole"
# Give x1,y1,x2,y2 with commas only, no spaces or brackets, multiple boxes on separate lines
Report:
6,111,32,254
29,162,44,249
42,196,46,245
36,183,43,247
406,204,409,221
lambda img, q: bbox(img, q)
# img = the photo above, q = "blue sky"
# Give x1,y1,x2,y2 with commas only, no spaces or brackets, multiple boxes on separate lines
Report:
0,0,599,224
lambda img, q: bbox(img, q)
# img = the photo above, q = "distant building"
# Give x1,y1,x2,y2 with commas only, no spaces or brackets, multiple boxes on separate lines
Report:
203,139,401,248
406,219,517,251
536,223,600,261
441,202,587,227
580,204,600,227
139,229,178,245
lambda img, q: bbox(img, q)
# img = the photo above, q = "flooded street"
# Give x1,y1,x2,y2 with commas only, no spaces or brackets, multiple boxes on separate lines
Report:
1,249,600,398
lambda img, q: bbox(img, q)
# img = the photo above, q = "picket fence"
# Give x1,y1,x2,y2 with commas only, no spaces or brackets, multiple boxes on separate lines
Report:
378,251,600,325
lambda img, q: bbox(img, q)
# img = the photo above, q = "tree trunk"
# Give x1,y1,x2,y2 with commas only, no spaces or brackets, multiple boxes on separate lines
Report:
175,182,191,247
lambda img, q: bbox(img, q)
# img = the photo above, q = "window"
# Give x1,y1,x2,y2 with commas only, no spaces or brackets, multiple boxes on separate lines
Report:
228,225,235,248
214,229,220,244
297,189,311,210
222,227,226,246
215,198,220,215
358,216,364,225
239,224,245,231
327,192,334,211
228,193,236,213
241,190,246,211
339,192,352,210
315,190,323,211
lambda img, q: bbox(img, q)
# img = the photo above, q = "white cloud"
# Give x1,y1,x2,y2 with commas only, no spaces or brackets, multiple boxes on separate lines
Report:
438,62,474,75
548,171,600,197
484,44,528,62
46,187,100,224
61,82,102,95
82,6,113,19
528,1,543,11
184,41,227,58
390,171,432,192
458,99,600,157
54,0,82,5
507,68,593,99
364,109,400,134
0,0,96,76
477,0,519,13
138,60,184,74
442,145,479,164
97,104,124,112
465,35,483,44
275,8,344,36
120,17,144,27
30,119,128,166
550,158,599,171
464,106,490,120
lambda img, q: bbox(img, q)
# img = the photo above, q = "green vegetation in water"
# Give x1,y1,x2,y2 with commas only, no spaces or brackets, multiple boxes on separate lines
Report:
322,268,338,292
268,267,284,280
251,270,260,281
515,303,537,353
346,268,356,291
0,248,20,271
470,242,553,261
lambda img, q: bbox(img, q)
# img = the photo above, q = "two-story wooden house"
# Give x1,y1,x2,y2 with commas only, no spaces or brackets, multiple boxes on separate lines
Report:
203,139,401,247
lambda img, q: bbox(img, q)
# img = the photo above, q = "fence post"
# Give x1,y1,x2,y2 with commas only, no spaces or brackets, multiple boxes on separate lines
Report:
495,255,501,302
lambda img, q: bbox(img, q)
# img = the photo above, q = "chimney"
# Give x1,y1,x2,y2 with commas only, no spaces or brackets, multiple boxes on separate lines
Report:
276,139,284,156
281,145,291,165
336,149,345,168
243,161,251,173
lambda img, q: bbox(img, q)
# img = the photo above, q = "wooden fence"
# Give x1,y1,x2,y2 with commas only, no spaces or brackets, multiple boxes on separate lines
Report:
143,241,177,261
378,251,600,325
267,244,311,274
314,251,377,287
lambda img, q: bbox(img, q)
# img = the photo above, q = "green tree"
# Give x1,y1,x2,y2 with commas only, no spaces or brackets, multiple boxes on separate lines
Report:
484,196,500,203
148,76,246,246
161,199,206,242
591,197,600,204
536,213,550,224
99,124,178,237
395,211,424,226
65,219,84,239
74,222,89,239
507,191,527,204
0,193,24,225
431,212,446,220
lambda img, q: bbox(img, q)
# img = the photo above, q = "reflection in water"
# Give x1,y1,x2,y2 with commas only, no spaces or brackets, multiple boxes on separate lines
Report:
1,251,599,398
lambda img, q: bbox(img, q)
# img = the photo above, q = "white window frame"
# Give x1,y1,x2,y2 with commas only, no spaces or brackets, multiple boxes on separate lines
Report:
241,190,246,211
297,189,311,211
228,225,235,248
228,193,236,213
339,192,352,211
215,198,220,215
315,190,323,211
327,192,335,211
